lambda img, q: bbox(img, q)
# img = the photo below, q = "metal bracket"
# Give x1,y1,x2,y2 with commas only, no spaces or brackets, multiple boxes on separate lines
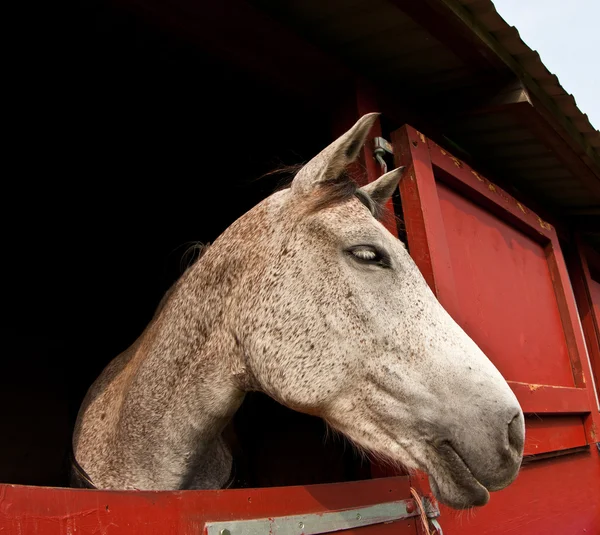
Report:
422,497,440,518
429,517,444,535
206,498,424,535
373,136,394,174
421,498,443,535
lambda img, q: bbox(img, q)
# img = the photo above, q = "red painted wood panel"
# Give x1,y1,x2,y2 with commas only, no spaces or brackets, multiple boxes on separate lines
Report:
393,125,600,444
436,181,574,387
523,415,587,456
0,477,419,535
392,126,462,322
437,449,600,535
508,382,590,413
427,140,555,244
392,125,600,534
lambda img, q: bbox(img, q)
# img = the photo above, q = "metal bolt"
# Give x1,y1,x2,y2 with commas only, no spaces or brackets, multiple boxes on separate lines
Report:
220,530,231,535
356,513,362,520
298,521,304,529
406,501,415,514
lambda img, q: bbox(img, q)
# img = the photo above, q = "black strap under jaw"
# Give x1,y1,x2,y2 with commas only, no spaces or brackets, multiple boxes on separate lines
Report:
69,450,97,489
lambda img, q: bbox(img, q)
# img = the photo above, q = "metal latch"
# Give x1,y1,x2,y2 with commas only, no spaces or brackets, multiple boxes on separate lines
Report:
205,497,437,535
412,491,443,535
424,501,443,535
373,136,394,174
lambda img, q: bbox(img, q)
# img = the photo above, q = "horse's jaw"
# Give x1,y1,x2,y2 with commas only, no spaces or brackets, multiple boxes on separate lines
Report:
322,311,524,510
326,399,519,510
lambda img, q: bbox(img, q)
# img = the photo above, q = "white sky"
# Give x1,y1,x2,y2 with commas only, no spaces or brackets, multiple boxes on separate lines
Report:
492,0,599,130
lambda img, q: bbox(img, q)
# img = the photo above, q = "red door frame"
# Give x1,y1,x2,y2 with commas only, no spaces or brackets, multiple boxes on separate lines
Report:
390,124,600,534
392,124,600,448
569,237,600,413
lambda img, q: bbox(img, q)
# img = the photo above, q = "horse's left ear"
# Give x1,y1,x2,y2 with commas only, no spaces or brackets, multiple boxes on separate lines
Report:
359,166,405,204
292,113,379,195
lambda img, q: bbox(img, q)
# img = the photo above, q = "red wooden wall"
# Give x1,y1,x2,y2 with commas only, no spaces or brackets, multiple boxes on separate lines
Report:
392,124,600,534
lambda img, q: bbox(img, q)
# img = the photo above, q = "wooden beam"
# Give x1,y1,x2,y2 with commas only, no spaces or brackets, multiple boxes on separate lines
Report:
434,0,600,170
392,0,600,197
523,415,588,456
388,0,507,74
462,79,532,115
508,382,591,414
456,80,600,200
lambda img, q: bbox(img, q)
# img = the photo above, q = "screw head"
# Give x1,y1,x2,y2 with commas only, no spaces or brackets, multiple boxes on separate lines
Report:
220,530,231,535
298,521,304,529
356,513,362,520
406,501,416,514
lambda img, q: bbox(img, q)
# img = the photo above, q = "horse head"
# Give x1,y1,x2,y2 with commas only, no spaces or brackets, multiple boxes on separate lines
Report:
224,113,524,509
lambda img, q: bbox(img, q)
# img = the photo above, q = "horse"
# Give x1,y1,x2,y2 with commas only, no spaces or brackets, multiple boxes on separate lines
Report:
73,113,524,509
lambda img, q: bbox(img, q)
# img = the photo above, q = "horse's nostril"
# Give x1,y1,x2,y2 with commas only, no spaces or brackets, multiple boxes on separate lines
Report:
507,412,524,453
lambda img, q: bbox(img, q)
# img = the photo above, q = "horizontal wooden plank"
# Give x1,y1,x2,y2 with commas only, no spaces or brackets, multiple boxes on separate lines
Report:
427,137,556,243
523,415,587,456
0,477,416,535
508,381,591,414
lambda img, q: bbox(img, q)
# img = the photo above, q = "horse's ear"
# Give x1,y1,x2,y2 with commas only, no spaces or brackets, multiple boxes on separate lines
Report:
359,166,405,204
291,113,379,195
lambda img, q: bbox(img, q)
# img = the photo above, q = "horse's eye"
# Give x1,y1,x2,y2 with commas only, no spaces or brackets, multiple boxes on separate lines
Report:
347,245,391,267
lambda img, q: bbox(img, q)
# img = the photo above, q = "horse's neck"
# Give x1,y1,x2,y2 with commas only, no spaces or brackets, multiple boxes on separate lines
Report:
114,265,246,489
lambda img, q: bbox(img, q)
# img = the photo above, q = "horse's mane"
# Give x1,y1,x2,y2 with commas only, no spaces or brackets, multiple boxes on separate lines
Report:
153,243,211,318
309,174,384,219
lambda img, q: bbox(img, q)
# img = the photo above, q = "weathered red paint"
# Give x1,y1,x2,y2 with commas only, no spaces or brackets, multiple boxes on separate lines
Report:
392,125,600,534
437,448,600,534
391,126,461,323
436,180,573,387
0,477,419,535
523,415,587,456
507,381,590,413
427,139,556,243
394,125,600,438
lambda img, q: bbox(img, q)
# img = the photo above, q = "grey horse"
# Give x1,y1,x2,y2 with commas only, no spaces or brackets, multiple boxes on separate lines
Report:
73,114,524,509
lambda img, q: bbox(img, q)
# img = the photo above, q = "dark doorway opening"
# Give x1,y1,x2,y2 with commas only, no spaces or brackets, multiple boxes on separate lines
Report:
3,0,369,487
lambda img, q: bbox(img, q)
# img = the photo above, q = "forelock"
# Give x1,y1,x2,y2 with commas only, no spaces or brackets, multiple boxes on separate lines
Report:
265,166,386,220
306,173,384,219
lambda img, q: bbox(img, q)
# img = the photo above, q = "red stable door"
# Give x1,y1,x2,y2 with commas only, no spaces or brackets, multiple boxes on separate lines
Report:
392,125,600,534
1,477,427,535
